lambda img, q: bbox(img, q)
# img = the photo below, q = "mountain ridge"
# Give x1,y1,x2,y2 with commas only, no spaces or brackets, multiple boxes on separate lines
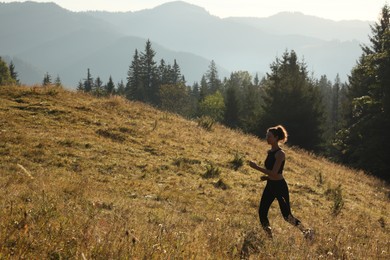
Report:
0,1,372,86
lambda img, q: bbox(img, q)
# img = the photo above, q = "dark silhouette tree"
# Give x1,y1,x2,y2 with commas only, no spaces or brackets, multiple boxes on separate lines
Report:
105,75,115,95
140,39,159,105
43,72,52,86
9,61,19,85
260,50,324,151
83,68,93,92
205,60,222,94
54,75,62,87
0,57,15,86
335,4,390,181
126,49,143,101
117,80,125,96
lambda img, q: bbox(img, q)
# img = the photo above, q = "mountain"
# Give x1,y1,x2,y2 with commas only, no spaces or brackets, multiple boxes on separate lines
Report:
0,1,372,87
0,85,388,258
225,12,371,43
0,1,226,86
87,1,371,81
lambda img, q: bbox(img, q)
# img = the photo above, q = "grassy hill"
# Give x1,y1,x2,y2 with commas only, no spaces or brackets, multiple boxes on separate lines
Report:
0,85,388,259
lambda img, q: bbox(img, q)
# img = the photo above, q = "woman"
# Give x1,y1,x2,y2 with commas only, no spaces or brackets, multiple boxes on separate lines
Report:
249,125,313,239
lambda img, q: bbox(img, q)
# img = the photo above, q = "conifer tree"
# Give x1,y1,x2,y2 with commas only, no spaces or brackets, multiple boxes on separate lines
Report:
331,74,342,135
158,59,168,85
83,68,93,92
77,80,84,92
117,80,125,96
0,57,15,86
140,39,159,105
205,60,222,94
224,83,240,128
94,76,104,96
43,72,52,86
260,50,324,151
336,4,390,180
172,59,182,84
199,75,208,101
105,76,115,95
9,61,19,85
254,73,260,87
126,49,143,101
54,75,62,87
317,75,333,141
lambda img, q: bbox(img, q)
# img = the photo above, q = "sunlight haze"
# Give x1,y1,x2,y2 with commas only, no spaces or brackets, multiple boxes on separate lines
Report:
1,0,387,21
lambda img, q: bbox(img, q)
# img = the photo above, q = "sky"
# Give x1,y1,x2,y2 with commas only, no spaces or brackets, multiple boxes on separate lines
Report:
1,0,388,21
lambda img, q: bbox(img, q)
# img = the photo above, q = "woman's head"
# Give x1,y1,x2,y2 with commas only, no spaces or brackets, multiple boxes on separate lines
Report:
267,125,288,143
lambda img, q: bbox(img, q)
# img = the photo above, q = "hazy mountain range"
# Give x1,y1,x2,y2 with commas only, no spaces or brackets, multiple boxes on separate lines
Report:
0,1,373,87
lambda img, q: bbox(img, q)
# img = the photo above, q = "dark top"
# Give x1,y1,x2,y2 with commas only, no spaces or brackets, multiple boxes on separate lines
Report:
264,148,285,174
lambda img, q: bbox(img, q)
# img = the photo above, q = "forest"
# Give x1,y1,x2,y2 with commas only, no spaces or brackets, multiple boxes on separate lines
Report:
1,5,389,182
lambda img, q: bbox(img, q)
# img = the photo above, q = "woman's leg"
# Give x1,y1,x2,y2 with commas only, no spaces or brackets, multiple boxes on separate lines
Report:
259,182,275,237
275,180,303,228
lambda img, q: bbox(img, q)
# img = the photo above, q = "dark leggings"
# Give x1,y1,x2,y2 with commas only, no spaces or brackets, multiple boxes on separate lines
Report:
259,179,301,228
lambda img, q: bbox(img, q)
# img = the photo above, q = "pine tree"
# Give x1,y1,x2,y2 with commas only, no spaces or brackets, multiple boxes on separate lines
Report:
94,76,104,96
331,74,342,135
9,61,19,85
205,60,222,94
158,59,168,85
199,75,208,101
77,80,84,92
189,82,200,117
317,75,333,142
140,39,159,105
105,76,115,95
335,4,390,180
126,49,143,101
254,73,260,87
260,50,324,151
54,75,62,87
0,57,15,86
172,59,182,84
224,83,240,128
83,68,93,92
43,72,52,86
117,80,125,96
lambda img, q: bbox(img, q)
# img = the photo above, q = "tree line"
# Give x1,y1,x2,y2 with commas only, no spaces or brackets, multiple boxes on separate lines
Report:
1,5,388,182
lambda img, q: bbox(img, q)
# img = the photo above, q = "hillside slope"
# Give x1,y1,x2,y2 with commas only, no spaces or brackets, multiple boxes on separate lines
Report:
0,86,388,259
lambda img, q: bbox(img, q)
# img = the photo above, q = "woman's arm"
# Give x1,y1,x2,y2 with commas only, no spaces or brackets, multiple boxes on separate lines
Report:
249,150,285,179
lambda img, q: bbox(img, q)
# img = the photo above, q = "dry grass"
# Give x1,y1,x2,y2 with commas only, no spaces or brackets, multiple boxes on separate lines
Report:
0,85,389,259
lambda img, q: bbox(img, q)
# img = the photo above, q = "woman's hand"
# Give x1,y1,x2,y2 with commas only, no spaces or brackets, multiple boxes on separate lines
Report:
260,175,269,181
248,160,258,169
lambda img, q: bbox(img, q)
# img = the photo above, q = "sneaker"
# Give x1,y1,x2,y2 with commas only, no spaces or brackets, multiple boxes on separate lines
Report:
263,226,273,239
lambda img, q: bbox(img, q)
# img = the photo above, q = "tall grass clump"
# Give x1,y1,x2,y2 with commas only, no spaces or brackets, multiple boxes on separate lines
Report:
202,163,221,179
197,116,214,131
325,184,344,216
230,152,244,170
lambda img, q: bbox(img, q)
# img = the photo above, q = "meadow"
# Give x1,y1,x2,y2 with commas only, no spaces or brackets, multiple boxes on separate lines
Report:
0,85,388,259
